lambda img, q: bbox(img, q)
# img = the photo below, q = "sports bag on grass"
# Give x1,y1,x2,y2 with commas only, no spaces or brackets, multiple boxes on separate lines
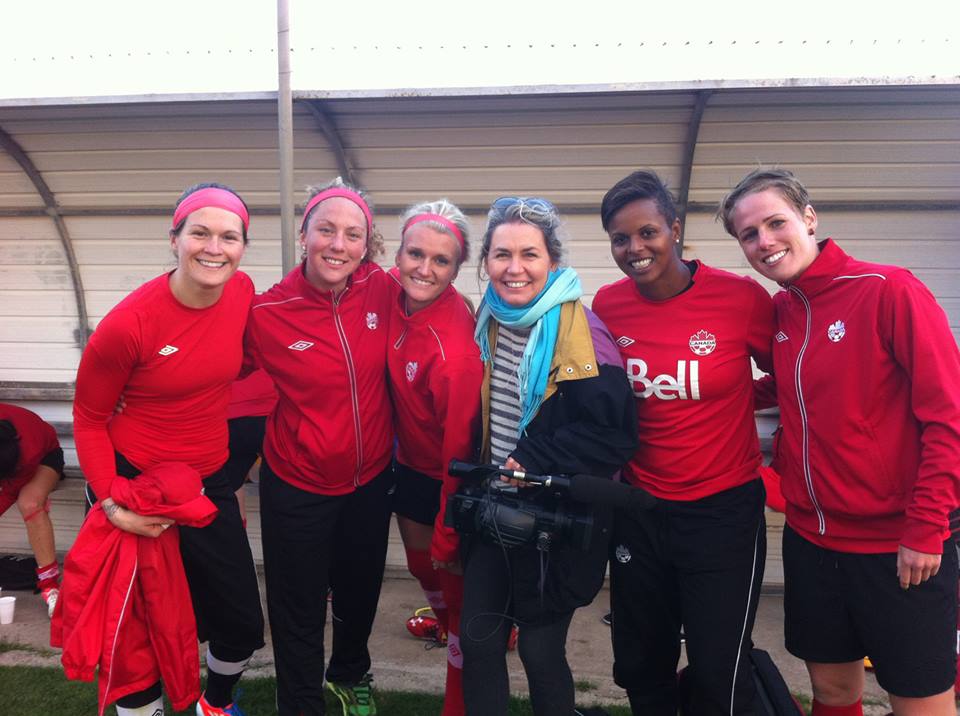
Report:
751,648,804,716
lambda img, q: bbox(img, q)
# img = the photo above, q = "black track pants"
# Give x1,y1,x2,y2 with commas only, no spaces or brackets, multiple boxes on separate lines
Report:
610,478,766,716
461,539,576,716
259,460,394,716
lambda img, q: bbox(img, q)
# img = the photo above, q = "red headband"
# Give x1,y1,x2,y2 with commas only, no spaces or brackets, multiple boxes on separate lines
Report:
301,187,373,237
402,213,466,254
172,187,250,232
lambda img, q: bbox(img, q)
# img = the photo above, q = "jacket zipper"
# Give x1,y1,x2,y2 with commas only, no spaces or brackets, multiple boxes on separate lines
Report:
102,554,138,716
331,291,364,486
790,286,826,535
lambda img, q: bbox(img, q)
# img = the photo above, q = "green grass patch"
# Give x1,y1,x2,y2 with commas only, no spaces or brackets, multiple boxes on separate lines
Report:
0,665,633,715
0,639,54,657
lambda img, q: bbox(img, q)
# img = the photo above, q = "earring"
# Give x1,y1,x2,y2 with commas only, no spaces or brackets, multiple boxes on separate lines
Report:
808,229,815,236
674,238,680,244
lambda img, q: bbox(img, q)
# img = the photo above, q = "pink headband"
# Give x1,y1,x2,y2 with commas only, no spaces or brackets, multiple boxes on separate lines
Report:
172,187,250,232
301,187,373,237
402,213,466,254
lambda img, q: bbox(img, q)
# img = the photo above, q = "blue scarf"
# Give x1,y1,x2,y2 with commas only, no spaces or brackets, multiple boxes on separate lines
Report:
475,267,583,433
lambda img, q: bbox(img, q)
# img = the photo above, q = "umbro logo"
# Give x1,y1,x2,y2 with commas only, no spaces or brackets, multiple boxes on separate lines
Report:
288,340,314,351
616,336,635,348
158,345,179,356
775,331,789,343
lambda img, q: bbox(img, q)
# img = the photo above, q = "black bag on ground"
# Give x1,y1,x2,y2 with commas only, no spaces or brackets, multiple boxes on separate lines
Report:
0,554,38,590
751,648,804,715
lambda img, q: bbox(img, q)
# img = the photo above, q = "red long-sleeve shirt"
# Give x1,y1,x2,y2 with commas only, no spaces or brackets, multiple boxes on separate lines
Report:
244,262,394,494
226,368,277,420
73,272,254,500
593,262,775,500
387,280,483,562
770,240,960,554
0,403,61,515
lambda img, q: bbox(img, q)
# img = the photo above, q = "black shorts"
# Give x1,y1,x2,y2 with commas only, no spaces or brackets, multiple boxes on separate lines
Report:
392,462,441,526
783,524,958,697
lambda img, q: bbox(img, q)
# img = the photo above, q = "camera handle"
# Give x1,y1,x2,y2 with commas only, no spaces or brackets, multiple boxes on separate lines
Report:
448,460,657,511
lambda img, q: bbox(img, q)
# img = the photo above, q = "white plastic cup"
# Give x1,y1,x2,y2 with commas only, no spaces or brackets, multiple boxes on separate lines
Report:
0,596,15,624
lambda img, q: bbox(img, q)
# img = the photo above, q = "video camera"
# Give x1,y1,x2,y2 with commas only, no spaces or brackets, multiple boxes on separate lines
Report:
445,461,655,553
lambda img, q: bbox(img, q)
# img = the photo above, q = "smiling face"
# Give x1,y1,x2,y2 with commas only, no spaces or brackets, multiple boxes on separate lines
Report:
730,189,819,285
301,196,368,293
169,206,246,306
485,221,556,307
607,198,687,300
396,225,461,313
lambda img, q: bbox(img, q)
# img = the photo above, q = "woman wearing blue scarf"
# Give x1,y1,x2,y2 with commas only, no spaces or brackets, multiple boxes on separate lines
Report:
460,197,638,716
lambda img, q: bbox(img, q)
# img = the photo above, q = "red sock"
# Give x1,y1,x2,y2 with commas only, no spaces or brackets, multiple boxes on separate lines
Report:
36,560,59,592
405,548,448,628
439,569,464,716
812,698,863,716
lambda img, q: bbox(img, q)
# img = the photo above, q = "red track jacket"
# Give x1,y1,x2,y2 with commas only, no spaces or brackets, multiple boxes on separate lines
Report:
766,240,960,554
51,463,217,714
387,279,482,563
244,261,394,494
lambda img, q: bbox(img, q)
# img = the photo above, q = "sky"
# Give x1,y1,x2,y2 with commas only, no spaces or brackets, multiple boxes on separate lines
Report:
1,0,957,101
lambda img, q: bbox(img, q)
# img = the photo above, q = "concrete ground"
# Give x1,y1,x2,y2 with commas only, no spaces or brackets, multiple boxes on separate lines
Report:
0,574,895,714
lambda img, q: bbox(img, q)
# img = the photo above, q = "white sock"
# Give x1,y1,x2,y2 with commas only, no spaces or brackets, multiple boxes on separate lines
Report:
115,696,164,716
206,648,251,676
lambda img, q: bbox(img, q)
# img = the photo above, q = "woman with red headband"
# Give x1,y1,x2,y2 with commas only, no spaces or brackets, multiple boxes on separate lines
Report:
244,178,395,716
388,199,482,716
72,182,264,716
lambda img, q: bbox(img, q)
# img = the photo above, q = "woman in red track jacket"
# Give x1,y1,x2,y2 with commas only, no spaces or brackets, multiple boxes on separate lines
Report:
72,183,264,716
243,178,395,716
387,199,483,716
722,168,960,716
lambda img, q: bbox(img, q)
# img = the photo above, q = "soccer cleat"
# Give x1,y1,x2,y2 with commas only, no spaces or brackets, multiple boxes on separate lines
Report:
406,606,446,645
41,587,59,619
327,673,377,716
196,692,246,716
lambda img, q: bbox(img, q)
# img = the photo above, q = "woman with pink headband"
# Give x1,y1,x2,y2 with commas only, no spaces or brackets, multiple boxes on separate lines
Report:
72,182,264,716
243,177,395,716
388,199,482,716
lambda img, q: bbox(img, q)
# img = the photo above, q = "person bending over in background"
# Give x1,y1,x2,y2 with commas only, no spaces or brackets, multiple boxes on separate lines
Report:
0,403,64,618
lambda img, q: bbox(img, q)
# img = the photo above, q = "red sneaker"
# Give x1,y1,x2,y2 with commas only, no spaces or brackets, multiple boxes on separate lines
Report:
406,607,447,645
196,692,246,715
41,587,59,619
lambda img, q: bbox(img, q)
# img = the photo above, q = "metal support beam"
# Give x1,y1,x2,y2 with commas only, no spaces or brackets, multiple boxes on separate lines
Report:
0,125,91,347
301,99,358,187
276,0,296,275
1,201,959,221
676,90,713,255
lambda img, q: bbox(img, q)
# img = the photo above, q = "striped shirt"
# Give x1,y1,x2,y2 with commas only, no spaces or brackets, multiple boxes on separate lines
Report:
489,325,530,465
